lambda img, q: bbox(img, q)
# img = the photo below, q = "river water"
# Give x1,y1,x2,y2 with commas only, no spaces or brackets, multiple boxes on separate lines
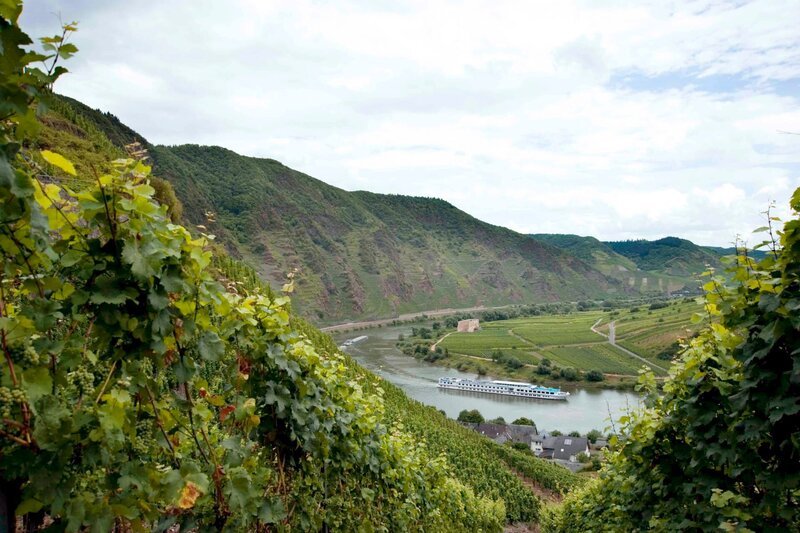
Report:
335,324,642,434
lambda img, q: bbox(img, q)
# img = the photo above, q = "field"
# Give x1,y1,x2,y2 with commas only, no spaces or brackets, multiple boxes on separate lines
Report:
437,301,703,378
438,326,526,356
541,344,645,375
612,300,704,365
508,312,606,345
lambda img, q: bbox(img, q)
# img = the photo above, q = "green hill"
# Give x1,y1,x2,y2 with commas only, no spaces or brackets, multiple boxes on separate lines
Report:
606,237,721,277
533,234,717,294
39,96,629,324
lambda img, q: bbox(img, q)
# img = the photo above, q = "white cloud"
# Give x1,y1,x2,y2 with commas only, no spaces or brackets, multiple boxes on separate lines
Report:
19,0,800,245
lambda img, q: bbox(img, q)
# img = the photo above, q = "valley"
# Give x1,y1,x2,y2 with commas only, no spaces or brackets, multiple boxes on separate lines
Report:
395,299,702,384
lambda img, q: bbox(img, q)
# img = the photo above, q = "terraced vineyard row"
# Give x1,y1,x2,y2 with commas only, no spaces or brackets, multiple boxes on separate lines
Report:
301,321,551,523
541,344,648,375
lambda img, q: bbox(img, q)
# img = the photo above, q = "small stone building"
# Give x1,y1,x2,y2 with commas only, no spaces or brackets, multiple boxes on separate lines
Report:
457,319,480,332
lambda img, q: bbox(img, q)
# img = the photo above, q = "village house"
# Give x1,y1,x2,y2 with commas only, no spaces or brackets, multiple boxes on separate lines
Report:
539,435,590,463
463,422,538,447
530,433,546,454
456,319,480,332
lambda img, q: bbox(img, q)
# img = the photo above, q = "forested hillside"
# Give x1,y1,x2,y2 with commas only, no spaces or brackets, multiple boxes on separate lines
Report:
534,233,722,294
40,97,630,323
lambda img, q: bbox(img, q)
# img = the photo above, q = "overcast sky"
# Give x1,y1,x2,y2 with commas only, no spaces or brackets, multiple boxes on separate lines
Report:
22,0,800,246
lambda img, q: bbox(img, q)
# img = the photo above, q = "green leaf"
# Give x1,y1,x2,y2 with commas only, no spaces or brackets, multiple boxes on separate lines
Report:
41,150,77,176
197,331,224,361
16,498,43,515
22,366,52,404
258,498,286,524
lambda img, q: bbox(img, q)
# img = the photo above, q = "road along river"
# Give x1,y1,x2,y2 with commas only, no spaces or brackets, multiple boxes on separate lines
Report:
334,324,642,434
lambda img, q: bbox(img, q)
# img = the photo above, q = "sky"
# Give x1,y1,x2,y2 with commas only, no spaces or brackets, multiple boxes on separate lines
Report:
21,0,800,246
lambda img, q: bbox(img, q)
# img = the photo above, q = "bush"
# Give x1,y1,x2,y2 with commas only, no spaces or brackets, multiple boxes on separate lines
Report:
511,442,531,452
585,370,604,382
512,417,536,427
457,409,485,424
586,429,602,444
560,367,580,381
568,431,581,438
550,192,800,531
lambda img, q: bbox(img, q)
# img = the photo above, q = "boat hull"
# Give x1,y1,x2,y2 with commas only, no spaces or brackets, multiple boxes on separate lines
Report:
437,379,569,401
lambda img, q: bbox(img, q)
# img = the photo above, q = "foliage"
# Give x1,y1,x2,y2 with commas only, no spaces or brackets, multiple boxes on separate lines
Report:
559,367,579,381
0,10,505,531
457,409,485,424
586,429,602,444
585,369,604,382
490,445,585,496
511,417,535,427
548,190,800,531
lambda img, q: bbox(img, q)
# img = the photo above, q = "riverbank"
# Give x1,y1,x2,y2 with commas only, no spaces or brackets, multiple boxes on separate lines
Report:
334,323,642,434
431,351,640,391
319,304,515,333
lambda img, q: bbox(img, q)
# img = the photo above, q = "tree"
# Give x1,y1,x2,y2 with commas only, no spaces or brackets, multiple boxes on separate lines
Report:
568,431,581,438
550,191,800,531
560,367,579,381
512,417,536,427
586,429,602,444
550,430,563,436
585,369,604,382
457,409,485,424
487,417,506,425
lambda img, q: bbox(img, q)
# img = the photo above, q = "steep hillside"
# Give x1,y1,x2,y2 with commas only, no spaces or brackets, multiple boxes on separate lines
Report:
606,237,721,278
534,234,713,294
39,97,628,323
152,144,628,322
705,245,768,261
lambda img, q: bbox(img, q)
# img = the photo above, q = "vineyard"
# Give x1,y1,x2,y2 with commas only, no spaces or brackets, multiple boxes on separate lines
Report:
509,313,607,345
436,305,697,380
0,11,510,531
540,344,643,376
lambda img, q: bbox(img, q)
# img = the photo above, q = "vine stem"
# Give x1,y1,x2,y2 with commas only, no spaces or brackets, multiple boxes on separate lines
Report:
0,276,19,387
145,384,179,467
94,360,117,404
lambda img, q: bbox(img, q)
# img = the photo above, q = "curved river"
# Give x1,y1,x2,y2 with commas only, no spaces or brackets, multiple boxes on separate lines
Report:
336,324,642,434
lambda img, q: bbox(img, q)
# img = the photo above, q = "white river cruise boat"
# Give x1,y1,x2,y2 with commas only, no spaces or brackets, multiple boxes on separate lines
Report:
437,377,569,401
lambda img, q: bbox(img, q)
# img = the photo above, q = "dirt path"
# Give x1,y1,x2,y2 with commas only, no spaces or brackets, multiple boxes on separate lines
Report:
591,320,667,373
430,332,452,352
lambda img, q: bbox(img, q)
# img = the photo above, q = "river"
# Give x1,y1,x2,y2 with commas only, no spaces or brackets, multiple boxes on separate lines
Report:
335,324,642,434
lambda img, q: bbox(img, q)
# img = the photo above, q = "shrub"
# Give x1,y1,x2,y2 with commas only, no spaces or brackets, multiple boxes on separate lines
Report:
457,409,485,424
560,367,579,381
585,370,604,382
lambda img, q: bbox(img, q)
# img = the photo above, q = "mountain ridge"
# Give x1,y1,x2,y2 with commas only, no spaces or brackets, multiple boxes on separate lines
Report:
39,94,733,323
